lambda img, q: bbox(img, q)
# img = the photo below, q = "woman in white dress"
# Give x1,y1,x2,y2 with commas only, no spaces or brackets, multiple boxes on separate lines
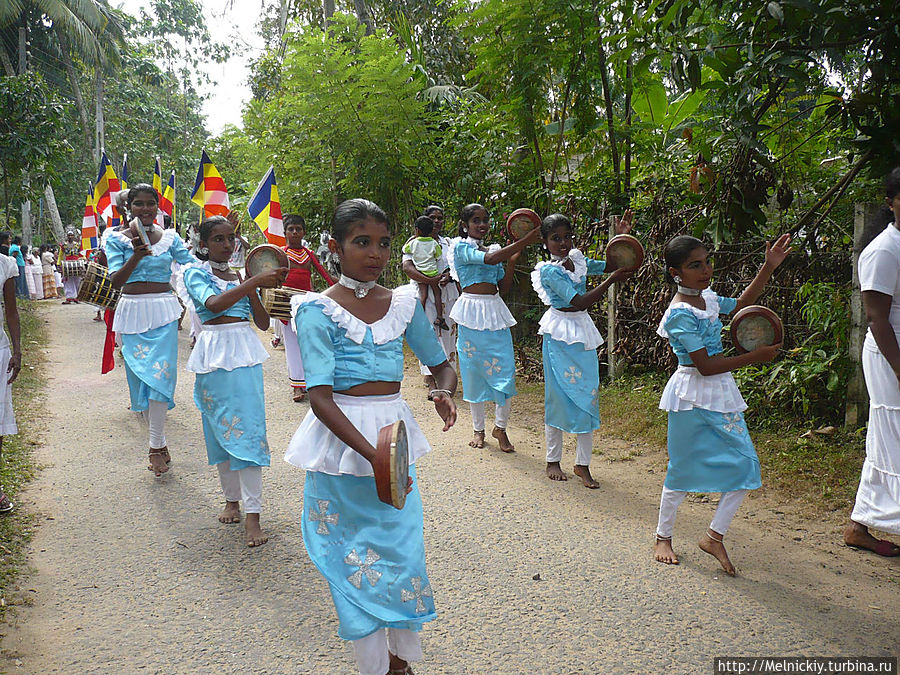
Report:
845,167,900,557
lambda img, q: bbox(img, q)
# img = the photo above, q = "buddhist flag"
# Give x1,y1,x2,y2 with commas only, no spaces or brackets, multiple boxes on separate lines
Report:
93,152,121,223
160,169,176,228
121,153,129,190
190,150,230,217
81,186,99,252
247,166,285,246
153,157,165,227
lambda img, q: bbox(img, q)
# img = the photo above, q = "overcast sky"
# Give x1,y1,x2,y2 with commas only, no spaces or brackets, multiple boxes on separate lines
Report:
117,0,267,135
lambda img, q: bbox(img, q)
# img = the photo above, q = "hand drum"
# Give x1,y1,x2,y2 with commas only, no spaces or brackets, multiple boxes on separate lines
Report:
505,208,541,241
730,305,784,354
604,234,645,272
375,420,409,510
245,244,289,279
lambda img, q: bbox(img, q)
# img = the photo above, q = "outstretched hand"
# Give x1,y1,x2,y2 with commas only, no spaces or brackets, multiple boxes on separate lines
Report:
765,234,792,269
432,393,457,432
609,267,634,283
615,209,635,235
253,267,288,288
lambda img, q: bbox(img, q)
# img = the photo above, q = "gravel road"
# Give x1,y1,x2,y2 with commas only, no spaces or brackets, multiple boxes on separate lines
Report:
1,303,898,674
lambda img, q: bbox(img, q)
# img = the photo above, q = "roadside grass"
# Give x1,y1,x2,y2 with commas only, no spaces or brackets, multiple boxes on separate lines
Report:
0,301,47,613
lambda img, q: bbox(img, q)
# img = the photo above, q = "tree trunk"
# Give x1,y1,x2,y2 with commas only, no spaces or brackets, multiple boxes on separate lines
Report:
323,0,335,23
624,56,632,198
353,0,374,35
0,49,14,76
593,6,621,195
43,184,66,243
58,30,92,151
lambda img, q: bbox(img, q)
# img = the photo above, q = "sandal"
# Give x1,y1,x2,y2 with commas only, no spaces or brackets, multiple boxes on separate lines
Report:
433,317,450,331
0,492,14,514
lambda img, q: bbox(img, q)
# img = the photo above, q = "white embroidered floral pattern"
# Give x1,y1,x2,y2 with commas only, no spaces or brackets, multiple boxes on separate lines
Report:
200,389,215,412
564,366,582,384
133,344,150,360
461,341,476,358
221,415,244,440
401,577,433,614
152,360,170,380
484,358,501,376
345,548,382,589
723,412,745,434
309,499,339,535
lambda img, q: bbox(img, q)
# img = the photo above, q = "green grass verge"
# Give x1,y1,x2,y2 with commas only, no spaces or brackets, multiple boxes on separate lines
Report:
0,301,46,611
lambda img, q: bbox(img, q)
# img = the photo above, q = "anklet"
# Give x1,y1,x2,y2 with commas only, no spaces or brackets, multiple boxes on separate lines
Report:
656,534,672,542
706,529,724,543
429,388,453,400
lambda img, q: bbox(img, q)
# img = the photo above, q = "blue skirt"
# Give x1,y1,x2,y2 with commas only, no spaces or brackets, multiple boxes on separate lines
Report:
302,467,436,641
194,364,271,469
542,336,600,434
665,408,762,492
121,321,178,411
457,325,516,405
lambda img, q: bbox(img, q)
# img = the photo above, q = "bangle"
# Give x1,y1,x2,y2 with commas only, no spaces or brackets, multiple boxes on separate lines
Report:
428,389,452,401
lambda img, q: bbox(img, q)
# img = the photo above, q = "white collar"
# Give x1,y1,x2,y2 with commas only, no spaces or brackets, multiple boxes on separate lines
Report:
656,288,722,338
109,227,177,256
291,285,418,345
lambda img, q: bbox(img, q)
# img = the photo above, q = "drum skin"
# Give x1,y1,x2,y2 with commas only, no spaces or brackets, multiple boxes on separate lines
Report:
506,208,541,241
730,305,783,354
245,245,289,278
604,234,644,272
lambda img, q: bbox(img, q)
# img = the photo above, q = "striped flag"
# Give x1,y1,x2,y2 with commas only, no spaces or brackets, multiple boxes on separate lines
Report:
81,186,99,252
190,150,230,218
247,166,285,246
153,157,165,227
160,169,176,228
93,152,121,224
121,153,129,190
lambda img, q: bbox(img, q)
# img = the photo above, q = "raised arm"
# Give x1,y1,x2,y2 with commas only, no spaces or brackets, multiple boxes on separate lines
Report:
482,227,541,265
568,268,633,310
735,234,792,312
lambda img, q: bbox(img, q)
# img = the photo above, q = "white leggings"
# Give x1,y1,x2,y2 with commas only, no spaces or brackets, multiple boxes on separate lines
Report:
353,628,422,675
656,486,748,538
283,320,306,389
147,399,168,449
216,461,262,513
271,318,284,340
470,400,511,432
545,425,593,466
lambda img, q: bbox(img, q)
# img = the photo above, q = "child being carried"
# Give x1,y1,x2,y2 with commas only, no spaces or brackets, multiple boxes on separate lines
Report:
403,216,449,330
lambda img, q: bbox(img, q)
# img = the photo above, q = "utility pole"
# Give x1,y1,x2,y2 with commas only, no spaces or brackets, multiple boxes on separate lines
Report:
95,70,105,164
19,23,33,246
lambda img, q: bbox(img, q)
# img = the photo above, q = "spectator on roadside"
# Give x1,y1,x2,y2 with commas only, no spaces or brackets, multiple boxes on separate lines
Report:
7,237,27,299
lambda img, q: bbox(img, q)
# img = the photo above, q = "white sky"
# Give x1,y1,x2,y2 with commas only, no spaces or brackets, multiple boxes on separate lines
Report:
117,0,267,135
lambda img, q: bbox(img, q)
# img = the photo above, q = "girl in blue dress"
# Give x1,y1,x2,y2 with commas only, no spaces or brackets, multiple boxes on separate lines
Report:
285,199,457,675
183,216,286,547
531,213,634,487
448,203,540,452
654,233,791,575
105,184,196,476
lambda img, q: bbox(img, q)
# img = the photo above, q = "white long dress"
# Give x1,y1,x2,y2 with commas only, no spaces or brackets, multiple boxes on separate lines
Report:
852,222,900,534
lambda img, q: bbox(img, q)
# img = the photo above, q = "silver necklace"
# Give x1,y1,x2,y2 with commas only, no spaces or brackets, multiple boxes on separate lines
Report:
676,285,702,296
339,274,376,298
209,260,231,272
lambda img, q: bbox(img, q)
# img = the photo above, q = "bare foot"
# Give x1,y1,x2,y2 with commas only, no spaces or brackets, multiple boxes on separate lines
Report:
423,375,436,390
388,652,410,674
219,501,241,524
492,426,515,452
843,521,900,556
699,529,736,576
546,462,568,481
162,447,172,465
654,536,679,565
469,430,485,448
147,449,170,476
573,465,599,489
245,513,268,547
292,388,306,403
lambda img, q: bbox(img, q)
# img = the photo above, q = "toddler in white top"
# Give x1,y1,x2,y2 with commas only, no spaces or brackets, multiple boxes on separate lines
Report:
402,215,448,329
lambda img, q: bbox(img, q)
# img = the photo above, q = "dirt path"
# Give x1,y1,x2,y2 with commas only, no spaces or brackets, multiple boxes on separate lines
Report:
1,302,898,674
